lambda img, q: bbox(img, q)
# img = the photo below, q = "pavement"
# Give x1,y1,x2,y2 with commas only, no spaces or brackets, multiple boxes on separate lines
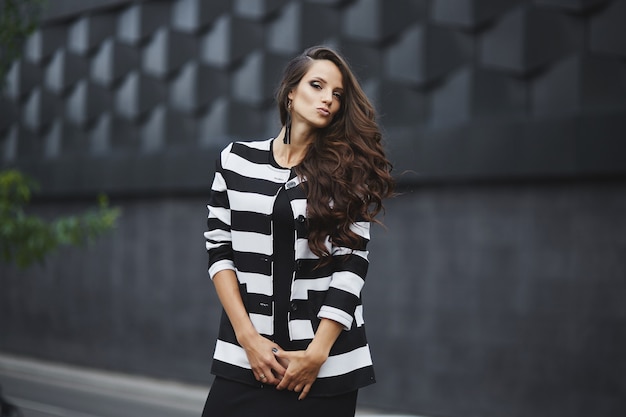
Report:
0,353,421,417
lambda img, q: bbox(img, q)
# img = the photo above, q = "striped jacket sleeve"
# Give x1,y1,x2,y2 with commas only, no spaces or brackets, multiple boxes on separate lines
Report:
318,220,370,330
204,144,235,279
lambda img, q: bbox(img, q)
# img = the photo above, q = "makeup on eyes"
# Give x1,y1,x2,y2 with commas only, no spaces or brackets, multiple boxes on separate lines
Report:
309,78,343,100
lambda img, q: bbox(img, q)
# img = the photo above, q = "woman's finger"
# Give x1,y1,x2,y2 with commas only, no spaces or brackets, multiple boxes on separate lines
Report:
298,384,311,400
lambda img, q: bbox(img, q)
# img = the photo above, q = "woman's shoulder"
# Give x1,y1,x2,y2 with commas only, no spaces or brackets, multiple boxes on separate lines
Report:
236,137,273,149
224,137,273,153
220,137,274,166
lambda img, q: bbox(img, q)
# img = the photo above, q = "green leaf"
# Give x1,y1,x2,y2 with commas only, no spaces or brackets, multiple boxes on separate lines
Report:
0,169,121,269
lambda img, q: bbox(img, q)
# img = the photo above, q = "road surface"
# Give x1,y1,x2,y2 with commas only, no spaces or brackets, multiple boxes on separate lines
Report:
0,353,419,417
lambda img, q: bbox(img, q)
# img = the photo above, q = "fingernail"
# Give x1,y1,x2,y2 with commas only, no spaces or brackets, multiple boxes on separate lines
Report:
272,348,278,353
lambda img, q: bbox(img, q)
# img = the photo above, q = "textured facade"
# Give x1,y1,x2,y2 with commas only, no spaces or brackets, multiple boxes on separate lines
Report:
2,0,625,190
1,1,625,416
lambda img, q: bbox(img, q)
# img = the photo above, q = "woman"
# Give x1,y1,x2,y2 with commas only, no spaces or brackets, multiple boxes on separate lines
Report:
202,46,394,417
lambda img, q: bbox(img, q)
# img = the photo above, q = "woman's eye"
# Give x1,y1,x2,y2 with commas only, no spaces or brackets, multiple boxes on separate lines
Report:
310,81,322,89
333,92,342,100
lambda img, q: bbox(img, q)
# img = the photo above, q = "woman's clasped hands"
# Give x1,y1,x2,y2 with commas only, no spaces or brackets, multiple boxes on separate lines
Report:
239,331,325,400
274,347,326,400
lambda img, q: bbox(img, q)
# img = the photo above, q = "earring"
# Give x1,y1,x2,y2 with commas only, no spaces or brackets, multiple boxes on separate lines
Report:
284,100,292,144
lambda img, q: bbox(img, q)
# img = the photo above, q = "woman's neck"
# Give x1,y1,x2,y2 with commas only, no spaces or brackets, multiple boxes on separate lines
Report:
274,124,314,168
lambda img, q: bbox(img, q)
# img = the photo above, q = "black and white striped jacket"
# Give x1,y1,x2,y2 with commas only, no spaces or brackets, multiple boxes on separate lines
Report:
204,138,376,396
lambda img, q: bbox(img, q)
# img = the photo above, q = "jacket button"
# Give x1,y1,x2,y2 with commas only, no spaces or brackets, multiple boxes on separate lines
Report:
295,260,302,271
297,215,306,223
285,180,296,189
290,302,298,311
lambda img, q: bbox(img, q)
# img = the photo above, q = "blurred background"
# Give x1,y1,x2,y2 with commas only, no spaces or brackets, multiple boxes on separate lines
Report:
1,0,625,416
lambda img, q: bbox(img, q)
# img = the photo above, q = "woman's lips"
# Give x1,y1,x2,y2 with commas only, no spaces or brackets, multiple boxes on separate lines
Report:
317,107,330,116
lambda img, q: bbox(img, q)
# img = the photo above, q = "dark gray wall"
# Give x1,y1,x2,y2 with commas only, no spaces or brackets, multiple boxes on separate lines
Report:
1,0,626,416
0,197,216,382
366,182,626,416
2,183,625,416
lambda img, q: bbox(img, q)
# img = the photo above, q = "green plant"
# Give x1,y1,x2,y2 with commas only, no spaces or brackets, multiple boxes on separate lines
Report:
0,169,121,268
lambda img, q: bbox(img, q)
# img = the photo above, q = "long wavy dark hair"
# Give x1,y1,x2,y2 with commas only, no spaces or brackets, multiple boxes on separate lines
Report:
276,46,395,261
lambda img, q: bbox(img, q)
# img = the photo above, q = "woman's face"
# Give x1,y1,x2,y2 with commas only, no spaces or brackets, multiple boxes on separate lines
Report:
288,59,344,130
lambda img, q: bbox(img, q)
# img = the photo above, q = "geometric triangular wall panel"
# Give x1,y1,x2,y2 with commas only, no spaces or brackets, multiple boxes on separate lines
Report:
431,66,526,128
386,23,471,86
267,2,341,54
66,80,111,126
532,54,626,116
44,50,88,94
232,0,287,20
344,0,428,43
115,71,163,120
68,13,116,55
232,50,289,106
432,0,524,29
266,1,302,54
142,28,197,79
90,39,139,87
140,105,187,152
22,88,58,132
117,2,170,46
3,59,42,100
200,15,263,68
172,0,230,33
24,26,67,64
169,62,228,113
0,98,16,133
480,4,583,75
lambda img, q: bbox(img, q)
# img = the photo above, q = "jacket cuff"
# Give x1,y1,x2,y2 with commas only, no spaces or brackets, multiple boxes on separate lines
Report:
318,306,353,331
209,260,236,280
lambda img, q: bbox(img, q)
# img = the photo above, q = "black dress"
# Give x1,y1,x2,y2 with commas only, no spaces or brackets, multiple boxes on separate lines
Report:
201,150,358,417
